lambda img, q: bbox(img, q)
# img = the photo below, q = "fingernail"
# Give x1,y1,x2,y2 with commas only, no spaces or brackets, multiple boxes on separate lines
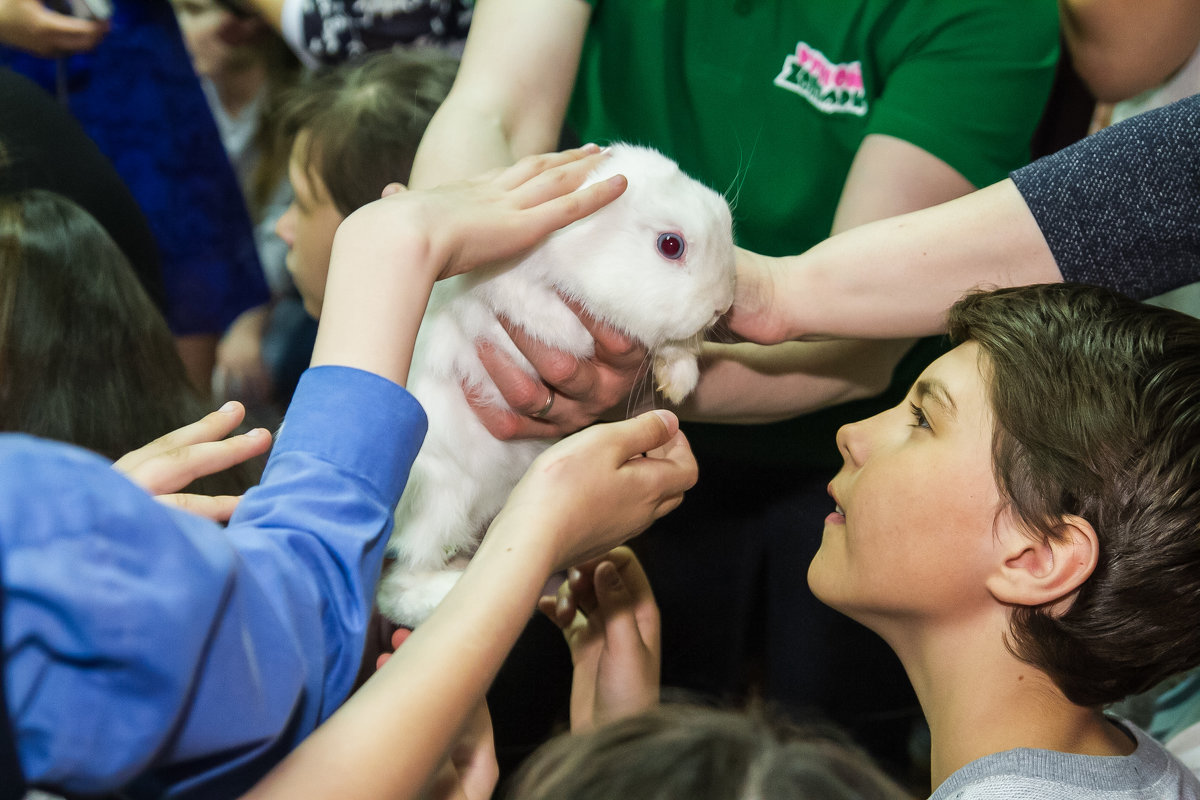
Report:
219,401,239,414
245,427,270,439
557,595,570,615
568,567,582,583
600,562,622,591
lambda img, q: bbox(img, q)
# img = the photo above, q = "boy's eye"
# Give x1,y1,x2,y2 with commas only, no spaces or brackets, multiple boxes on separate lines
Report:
909,402,931,431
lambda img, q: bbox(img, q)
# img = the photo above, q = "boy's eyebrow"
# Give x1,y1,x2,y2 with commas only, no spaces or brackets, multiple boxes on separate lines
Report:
915,378,958,419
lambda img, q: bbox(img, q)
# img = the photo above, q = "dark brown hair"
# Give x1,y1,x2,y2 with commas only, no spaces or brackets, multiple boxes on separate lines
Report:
276,47,459,216
948,283,1200,706
506,704,913,800
0,190,257,494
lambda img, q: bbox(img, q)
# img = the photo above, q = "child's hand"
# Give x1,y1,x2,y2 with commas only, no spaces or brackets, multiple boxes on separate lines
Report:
539,546,660,731
336,144,627,283
113,402,272,522
469,298,649,439
490,409,697,574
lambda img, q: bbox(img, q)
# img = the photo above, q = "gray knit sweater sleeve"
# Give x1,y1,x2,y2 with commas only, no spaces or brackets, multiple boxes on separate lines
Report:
1010,94,1200,300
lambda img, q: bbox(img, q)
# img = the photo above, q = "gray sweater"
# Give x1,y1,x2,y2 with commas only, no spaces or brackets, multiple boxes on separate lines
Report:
930,720,1199,799
1011,93,1200,300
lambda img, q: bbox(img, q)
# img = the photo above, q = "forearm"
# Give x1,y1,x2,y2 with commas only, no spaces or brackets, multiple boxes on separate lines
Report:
408,98,528,188
408,0,589,189
677,339,915,424
741,180,1061,342
243,519,556,798
309,218,437,386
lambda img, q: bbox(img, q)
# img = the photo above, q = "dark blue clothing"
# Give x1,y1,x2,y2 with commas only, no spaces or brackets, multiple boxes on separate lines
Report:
0,0,269,336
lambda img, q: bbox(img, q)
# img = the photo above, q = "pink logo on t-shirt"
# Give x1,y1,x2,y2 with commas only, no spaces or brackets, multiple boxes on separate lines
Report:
774,41,867,116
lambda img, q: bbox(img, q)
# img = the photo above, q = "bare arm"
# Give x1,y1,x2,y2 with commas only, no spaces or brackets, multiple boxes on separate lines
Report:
241,411,697,799
683,134,978,422
407,0,591,188
727,178,1062,344
1059,0,1200,102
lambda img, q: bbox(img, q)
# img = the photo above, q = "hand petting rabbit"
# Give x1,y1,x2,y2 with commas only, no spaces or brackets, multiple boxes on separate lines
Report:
379,144,736,626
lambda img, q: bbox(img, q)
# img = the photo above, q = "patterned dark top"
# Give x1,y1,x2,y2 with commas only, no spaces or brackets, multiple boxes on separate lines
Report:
298,0,472,65
1011,94,1200,300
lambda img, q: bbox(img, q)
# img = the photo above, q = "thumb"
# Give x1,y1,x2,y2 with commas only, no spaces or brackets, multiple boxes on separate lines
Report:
614,409,679,459
593,560,630,608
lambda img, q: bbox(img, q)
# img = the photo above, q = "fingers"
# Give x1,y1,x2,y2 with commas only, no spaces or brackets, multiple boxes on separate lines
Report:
375,627,413,670
498,146,628,233
497,144,605,191
566,299,643,375
498,310,640,405
118,423,272,497
473,340,558,421
614,409,682,461
114,402,247,473
16,8,109,56
150,428,272,496
468,307,646,440
153,492,242,522
540,547,658,637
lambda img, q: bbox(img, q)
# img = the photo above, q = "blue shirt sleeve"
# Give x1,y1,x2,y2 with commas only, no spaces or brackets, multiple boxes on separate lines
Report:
2,365,426,796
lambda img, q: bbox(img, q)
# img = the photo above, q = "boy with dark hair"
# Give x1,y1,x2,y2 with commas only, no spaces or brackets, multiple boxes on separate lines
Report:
534,282,1200,799
809,282,1200,796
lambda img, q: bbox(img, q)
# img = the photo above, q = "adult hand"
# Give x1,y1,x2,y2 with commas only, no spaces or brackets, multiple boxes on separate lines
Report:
0,0,109,56
539,546,660,731
470,299,647,439
491,409,697,573
723,246,800,345
113,401,272,521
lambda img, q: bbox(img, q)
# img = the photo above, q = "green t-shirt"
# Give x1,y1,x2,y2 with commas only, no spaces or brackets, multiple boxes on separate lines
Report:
568,0,1060,468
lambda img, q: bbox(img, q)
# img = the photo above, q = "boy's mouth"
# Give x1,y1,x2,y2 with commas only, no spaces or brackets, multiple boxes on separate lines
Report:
826,483,846,524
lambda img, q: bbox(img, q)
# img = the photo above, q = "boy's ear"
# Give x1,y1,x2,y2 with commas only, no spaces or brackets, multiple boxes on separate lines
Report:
985,513,1098,612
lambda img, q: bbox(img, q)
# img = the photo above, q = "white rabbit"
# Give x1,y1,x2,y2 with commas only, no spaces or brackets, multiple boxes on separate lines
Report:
377,144,736,626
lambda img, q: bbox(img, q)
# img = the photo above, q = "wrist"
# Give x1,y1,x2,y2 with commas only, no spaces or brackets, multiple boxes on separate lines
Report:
310,220,438,384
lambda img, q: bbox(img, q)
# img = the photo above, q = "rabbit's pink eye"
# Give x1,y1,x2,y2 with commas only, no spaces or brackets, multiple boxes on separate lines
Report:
657,232,685,260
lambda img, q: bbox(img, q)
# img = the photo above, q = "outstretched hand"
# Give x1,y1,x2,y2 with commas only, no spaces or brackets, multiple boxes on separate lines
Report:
313,145,629,388
470,299,648,439
491,409,697,574
539,546,660,731
0,0,108,56
113,401,272,521
335,144,629,284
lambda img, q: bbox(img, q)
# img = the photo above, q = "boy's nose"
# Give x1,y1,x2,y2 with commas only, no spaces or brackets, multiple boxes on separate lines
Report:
836,419,869,469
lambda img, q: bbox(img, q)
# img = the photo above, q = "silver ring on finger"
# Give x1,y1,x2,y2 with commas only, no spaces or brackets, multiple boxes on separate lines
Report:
530,387,556,419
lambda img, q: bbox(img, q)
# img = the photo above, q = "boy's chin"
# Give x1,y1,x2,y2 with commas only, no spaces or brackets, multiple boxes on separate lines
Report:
805,551,841,611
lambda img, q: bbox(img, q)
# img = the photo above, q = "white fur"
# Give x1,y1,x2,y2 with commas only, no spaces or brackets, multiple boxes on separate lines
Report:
377,145,736,625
